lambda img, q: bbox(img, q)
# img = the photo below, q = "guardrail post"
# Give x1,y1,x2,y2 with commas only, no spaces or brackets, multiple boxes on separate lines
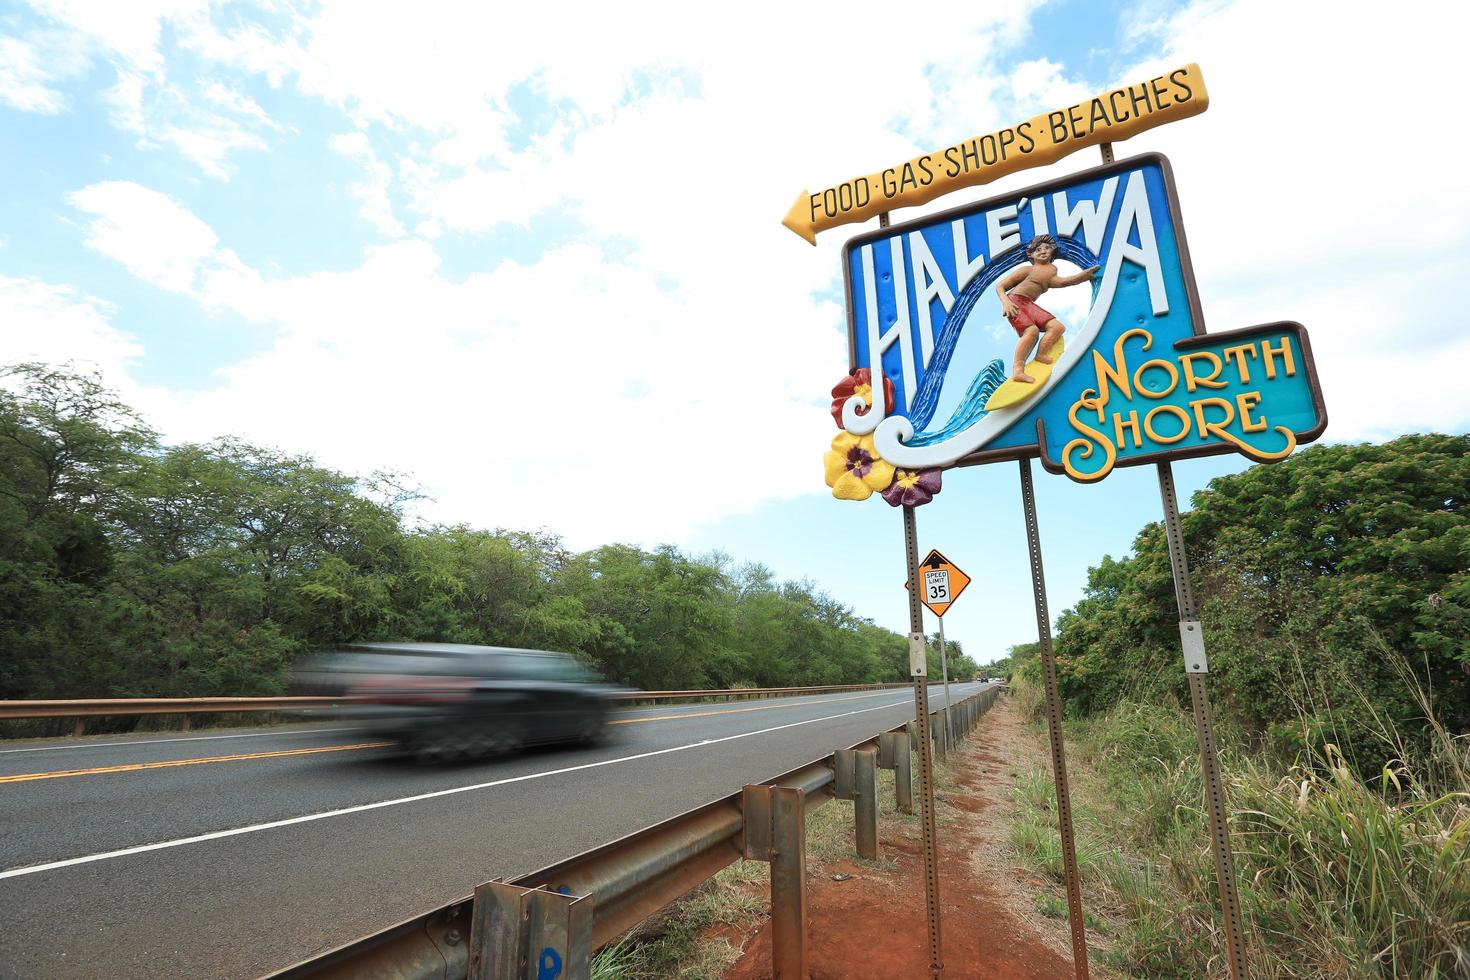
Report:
770,786,808,979
742,785,810,979
833,748,854,801
468,881,593,980
742,784,773,861
179,714,192,732
930,713,945,760
877,731,897,770
895,732,914,814
877,731,911,815
832,748,877,859
854,748,879,860
72,718,85,737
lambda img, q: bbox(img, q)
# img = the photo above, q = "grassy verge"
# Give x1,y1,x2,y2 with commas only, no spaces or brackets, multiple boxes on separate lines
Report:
1007,679,1470,978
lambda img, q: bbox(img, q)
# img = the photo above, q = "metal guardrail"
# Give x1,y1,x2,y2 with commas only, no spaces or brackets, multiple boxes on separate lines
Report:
270,684,1003,980
0,683,913,736
616,683,911,702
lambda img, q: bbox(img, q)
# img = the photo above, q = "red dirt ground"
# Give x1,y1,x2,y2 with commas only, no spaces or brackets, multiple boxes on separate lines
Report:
723,699,1089,979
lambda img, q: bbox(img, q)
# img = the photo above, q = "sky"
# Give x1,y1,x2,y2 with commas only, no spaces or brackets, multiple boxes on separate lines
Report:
3,0,1468,665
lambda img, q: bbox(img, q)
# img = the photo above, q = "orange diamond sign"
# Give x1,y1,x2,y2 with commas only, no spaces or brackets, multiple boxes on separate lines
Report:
906,548,971,617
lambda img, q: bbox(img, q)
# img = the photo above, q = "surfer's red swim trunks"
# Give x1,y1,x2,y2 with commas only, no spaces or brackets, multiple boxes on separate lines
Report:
1006,293,1055,335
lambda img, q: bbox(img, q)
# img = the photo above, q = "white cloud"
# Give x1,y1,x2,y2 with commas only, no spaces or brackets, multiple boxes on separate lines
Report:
104,72,278,178
330,131,406,237
59,185,839,543
102,70,148,132
1107,0,1470,437
201,82,274,129
19,0,1470,548
0,275,144,379
68,181,221,292
160,116,270,178
23,0,206,74
10,1,279,177
0,30,89,113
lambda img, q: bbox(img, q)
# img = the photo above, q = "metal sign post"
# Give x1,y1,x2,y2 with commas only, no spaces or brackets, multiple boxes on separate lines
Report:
902,505,945,979
937,615,952,754
908,549,969,755
1018,459,1090,978
1157,462,1246,979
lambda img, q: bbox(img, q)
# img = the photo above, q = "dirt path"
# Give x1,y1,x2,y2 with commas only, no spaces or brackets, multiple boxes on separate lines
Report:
724,697,1094,979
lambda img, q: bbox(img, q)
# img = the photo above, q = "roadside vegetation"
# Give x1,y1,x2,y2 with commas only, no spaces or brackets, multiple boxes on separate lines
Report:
1004,435,1470,977
1049,434,1470,766
0,363,975,721
590,859,770,980
1010,680,1469,977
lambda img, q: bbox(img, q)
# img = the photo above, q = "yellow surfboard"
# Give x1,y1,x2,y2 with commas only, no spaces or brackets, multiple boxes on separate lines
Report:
983,336,1065,412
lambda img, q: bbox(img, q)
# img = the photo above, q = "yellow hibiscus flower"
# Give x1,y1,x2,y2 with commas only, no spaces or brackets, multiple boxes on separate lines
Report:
823,431,895,501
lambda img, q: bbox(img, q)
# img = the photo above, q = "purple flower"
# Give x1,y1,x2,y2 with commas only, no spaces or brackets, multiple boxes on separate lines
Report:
881,468,942,508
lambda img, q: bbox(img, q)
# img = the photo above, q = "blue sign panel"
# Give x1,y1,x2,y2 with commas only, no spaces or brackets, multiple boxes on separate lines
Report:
837,153,1324,482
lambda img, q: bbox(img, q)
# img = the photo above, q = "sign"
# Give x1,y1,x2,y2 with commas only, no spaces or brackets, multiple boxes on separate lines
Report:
908,549,970,617
835,153,1325,483
805,64,1275,980
782,64,1207,244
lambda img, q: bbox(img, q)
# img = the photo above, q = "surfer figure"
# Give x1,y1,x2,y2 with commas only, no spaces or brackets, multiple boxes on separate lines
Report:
995,234,1099,383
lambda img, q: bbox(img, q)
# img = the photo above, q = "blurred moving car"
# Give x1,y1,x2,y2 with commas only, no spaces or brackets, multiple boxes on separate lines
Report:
292,642,624,762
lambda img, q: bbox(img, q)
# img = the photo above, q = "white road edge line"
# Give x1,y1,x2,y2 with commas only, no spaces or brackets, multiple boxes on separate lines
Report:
0,728,361,755
0,691,971,880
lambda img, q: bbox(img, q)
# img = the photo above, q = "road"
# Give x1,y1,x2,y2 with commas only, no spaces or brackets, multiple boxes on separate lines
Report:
0,681,991,979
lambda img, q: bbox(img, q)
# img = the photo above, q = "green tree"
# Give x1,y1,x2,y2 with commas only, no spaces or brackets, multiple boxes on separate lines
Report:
0,363,952,712
0,364,155,698
1052,435,1470,760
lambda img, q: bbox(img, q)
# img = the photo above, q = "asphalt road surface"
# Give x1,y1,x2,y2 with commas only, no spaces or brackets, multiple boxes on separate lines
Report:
0,681,993,979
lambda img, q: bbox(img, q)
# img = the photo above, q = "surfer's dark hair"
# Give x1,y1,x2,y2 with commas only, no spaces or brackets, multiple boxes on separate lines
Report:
1025,234,1059,257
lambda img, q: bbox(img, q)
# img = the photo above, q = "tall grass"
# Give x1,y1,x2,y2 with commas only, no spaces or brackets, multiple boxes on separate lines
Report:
1008,675,1470,978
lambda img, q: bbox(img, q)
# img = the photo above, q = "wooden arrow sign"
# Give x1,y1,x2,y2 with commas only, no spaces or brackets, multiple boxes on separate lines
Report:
782,63,1208,244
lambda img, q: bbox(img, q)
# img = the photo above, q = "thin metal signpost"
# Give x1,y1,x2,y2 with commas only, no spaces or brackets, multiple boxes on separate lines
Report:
903,505,945,979
883,205,944,979
1109,131,1244,977
1157,462,1246,979
1017,459,1090,979
937,615,952,753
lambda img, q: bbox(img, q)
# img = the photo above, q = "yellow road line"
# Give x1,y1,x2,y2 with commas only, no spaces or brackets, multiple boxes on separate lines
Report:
5,687,940,783
0,741,393,784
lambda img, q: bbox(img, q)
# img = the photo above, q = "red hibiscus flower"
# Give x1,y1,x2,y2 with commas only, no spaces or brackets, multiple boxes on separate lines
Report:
830,368,895,429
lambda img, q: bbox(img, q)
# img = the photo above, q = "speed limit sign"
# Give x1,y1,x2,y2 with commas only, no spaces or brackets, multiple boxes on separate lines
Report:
905,549,970,617
924,568,951,603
